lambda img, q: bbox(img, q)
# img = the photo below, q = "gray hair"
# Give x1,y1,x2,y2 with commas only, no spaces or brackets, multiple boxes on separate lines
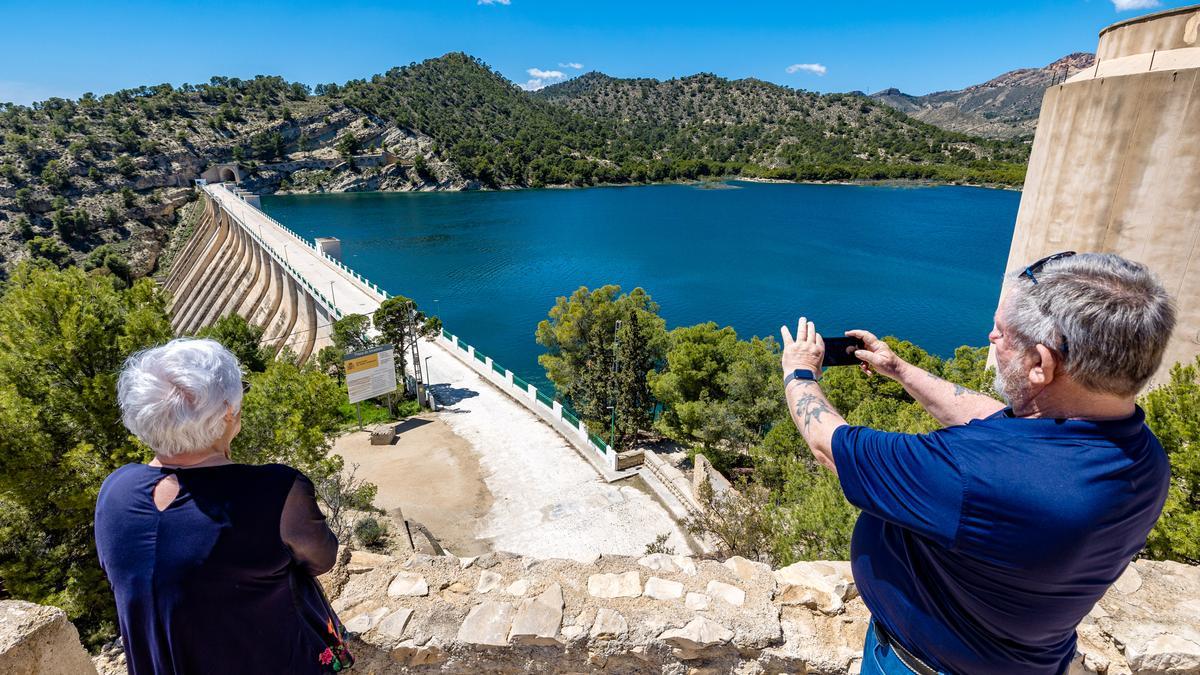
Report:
1003,253,1176,397
118,338,244,457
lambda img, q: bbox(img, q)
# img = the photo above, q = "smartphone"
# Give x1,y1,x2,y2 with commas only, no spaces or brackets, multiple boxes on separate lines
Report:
822,336,865,367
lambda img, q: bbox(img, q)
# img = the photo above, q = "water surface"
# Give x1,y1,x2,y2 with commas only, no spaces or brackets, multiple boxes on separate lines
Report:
263,181,1019,389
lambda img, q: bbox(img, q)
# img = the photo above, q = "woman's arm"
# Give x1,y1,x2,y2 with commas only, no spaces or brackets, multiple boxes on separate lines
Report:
280,474,339,576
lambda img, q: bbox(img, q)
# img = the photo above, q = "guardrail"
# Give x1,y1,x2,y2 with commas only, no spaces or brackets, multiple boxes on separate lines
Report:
437,327,618,471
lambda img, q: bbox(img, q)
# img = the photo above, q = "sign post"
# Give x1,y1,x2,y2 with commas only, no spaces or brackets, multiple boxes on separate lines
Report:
343,345,397,430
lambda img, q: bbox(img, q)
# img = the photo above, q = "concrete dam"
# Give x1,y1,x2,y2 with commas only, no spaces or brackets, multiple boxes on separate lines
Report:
999,4,1200,384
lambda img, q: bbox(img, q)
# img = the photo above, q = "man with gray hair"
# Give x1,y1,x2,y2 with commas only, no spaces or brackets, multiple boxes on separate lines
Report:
779,252,1174,674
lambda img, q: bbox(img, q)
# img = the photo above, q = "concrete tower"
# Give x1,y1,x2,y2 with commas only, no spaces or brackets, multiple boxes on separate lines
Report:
998,4,1200,387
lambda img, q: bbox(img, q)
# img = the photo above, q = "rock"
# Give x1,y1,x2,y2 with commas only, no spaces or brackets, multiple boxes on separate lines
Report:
344,606,390,633
504,579,530,596
0,600,97,675
644,577,684,600
561,625,585,641
509,583,564,645
774,561,856,614
456,601,515,647
375,608,414,640
639,553,680,573
387,572,429,598
1113,563,1142,595
685,592,711,611
458,556,478,569
476,569,502,594
347,550,393,574
588,571,642,598
706,580,746,607
1124,634,1200,673
723,555,767,581
589,608,629,640
659,616,734,650
674,555,699,576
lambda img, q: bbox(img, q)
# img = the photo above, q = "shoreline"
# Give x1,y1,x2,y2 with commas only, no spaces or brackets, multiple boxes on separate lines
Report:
272,174,1023,198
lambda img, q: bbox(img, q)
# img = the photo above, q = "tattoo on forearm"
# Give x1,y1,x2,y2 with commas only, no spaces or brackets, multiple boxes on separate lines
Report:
794,391,833,431
927,370,971,396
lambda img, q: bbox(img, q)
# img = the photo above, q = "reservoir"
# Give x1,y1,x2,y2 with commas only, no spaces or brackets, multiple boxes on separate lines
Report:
263,181,1020,389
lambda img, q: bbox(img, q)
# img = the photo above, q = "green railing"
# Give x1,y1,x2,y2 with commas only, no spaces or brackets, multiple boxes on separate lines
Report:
535,389,554,409
560,408,580,429
473,349,487,364
512,374,529,391
492,362,505,376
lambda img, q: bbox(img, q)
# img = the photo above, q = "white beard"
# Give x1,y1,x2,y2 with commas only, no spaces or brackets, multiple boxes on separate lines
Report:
993,356,1030,410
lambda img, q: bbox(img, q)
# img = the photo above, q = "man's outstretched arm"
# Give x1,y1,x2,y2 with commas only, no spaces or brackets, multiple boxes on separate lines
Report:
781,318,849,473
846,329,1004,427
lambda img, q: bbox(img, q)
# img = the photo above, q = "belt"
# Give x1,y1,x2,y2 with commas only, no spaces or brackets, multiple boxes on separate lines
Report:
874,621,939,675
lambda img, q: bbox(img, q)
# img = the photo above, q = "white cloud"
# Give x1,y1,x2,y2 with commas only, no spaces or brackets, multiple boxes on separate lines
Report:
477,0,511,5
519,67,570,90
528,68,565,80
786,63,827,76
559,62,584,70
1111,0,1160,10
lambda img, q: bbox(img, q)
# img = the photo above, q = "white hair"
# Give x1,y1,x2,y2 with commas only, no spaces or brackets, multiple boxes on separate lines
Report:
118,338,244,457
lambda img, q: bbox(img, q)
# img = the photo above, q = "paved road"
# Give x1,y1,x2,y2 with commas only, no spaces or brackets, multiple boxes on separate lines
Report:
206,184,691,558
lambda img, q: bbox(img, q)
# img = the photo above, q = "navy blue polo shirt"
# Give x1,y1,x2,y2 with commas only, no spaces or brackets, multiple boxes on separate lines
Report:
832,407,1169,675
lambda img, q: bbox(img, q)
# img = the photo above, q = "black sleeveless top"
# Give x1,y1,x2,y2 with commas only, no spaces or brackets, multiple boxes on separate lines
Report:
95,462,339,675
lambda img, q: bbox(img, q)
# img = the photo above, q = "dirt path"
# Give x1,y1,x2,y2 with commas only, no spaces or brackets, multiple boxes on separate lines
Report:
334,414,494,556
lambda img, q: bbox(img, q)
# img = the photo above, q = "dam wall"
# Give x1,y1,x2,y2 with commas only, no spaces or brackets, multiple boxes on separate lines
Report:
1000,4,1200,385
164,185,339,361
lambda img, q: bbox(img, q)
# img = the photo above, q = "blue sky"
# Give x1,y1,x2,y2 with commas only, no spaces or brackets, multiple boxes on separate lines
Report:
0,0,1192,105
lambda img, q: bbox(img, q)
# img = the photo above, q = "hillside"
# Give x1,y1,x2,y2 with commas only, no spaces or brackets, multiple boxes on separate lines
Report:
0,53,1029,276
536,71,1027,176
871,53,1095,139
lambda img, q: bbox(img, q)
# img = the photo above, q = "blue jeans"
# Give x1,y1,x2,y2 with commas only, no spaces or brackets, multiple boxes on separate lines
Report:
862,621,943,675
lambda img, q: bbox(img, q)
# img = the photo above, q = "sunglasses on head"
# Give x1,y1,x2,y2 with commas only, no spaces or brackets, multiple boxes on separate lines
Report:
1020,251,1076,285
241,380,252,394
1018,250,1076,357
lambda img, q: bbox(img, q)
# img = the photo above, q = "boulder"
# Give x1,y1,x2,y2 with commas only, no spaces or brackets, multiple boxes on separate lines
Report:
0,600,97,675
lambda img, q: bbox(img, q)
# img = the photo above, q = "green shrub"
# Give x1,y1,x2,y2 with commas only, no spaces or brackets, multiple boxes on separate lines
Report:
354,517,386,549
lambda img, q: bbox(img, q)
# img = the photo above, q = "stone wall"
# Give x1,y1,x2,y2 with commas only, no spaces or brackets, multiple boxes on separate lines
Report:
315,551,1199,674
8,551,1198,674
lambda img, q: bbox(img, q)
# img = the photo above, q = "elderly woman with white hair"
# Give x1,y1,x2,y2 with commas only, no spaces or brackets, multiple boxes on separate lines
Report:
94,338,347,674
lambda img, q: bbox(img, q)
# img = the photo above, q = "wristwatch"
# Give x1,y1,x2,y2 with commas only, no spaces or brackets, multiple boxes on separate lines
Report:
784,368,819,387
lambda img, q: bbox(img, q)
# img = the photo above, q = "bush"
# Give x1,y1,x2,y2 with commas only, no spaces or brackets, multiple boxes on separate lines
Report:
1142,356,1200,564
354,516,386,549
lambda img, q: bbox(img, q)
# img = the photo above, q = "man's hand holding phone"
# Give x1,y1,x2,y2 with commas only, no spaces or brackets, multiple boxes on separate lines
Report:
780,317,825,377
846,329,906,380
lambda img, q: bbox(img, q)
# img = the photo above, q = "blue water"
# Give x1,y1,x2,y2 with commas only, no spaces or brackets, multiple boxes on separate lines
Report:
263,181,1019,390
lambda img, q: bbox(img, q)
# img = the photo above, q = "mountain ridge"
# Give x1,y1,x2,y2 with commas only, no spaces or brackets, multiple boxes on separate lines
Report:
0,52,1028,276
870,52,1096,138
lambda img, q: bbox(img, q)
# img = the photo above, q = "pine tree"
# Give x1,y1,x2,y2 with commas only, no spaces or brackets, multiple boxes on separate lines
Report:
612,309,656,447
